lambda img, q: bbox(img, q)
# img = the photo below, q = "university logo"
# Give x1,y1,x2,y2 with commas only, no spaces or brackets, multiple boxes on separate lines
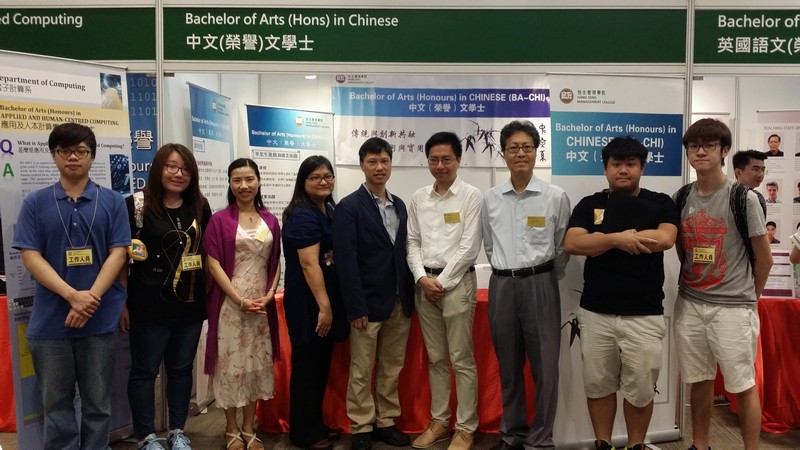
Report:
559,88,574,104
335,74,346,84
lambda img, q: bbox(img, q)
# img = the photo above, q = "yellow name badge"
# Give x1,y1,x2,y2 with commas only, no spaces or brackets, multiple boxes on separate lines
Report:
692,247,716,264
593,209,605,225
255,223,269,242
443,212,461,224
181,254,203,271
66,248,92,267
527,216,546,227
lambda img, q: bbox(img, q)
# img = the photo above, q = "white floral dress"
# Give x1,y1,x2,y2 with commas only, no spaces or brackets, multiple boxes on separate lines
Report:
212,221,274,408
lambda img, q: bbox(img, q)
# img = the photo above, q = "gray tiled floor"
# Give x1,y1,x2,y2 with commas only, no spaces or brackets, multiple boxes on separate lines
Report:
1,403,798,450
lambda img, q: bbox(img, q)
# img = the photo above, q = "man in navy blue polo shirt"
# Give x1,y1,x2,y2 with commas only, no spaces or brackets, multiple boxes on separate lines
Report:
12,122,130,450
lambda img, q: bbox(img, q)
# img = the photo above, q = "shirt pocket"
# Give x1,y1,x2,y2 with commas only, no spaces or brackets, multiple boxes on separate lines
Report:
524,215,552,246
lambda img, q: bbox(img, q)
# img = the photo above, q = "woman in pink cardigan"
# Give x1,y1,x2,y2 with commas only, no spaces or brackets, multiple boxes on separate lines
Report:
203,158,281,450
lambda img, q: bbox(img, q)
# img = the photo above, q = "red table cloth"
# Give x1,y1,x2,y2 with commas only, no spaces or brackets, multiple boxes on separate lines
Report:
714,298,800,433
257,290,537,433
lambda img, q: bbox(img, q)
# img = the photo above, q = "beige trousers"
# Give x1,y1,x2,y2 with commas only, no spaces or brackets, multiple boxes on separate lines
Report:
415,271,479,432
346,299,411,433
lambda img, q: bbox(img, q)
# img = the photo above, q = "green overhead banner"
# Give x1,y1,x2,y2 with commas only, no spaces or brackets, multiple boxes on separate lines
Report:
0,8,156,60
0,7,689,64
695,9,800,64
163,8,686,63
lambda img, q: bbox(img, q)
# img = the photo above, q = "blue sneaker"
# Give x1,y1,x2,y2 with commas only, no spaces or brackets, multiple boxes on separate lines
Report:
138,434,167,450
168,429,192,450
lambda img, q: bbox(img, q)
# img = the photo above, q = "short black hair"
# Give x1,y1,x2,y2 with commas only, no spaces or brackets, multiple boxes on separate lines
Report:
767,181,778,188
732,150,766,170
358,137,392,163
601,136,647,167
48,122,97,158
768,134,781,142
424,132,462,159
500,120,540,151
767,221,777,228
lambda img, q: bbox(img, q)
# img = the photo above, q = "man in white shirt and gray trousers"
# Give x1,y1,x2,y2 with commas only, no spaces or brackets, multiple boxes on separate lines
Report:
407,131,483,450
482,120,571,450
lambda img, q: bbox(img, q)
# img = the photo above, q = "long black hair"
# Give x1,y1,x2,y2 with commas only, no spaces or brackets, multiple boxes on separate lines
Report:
227,158,266,210
282,155,336,223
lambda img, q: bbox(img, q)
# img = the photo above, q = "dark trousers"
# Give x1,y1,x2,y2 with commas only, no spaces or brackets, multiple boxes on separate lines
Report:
127,320,203,438
289,335,335,447
488,272,562,450
29,332,118,450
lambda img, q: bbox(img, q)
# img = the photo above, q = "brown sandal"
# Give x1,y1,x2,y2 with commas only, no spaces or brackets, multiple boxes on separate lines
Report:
241,431,265,450
225,431,245,450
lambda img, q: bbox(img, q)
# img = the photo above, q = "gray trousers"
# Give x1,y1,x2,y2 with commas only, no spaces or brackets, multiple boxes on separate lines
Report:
488,271,561,450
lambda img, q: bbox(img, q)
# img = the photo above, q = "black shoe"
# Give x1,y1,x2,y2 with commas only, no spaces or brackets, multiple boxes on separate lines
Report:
372,426,411,446
327,430,341,441
489,440,520,450
352,432,372,450
310,438,333,450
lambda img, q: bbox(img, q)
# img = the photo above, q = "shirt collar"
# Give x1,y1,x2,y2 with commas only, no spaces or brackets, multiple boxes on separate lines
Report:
54,179,98,201
365,183,394,204
428,177,461,198
499,176,541,194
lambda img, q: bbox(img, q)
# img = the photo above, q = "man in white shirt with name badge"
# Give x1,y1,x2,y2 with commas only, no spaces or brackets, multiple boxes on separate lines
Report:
407,132,483,450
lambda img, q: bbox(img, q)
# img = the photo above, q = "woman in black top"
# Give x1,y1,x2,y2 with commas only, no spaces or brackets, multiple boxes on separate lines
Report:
281,156,349,450
121,143,211,450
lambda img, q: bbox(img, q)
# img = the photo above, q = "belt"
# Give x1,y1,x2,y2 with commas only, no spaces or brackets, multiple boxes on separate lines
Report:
424,266,476,276
491,260,554,278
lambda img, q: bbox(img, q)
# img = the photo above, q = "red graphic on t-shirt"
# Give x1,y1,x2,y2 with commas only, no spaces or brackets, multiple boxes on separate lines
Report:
681,209,728,290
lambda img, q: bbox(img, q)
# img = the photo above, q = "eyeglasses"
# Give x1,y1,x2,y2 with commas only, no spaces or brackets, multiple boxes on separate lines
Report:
55,146,91,159
164,164,190,175
307,174,335,183
427,157,457,166
686,142,720,153
748,166,766,174
505,144,536,154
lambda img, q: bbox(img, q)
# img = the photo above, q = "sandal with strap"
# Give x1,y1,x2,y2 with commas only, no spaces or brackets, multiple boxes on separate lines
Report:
241,431,265,450
225,431,245,450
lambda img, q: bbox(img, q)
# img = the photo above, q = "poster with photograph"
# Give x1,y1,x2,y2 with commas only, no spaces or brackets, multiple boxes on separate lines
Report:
757,110,800,297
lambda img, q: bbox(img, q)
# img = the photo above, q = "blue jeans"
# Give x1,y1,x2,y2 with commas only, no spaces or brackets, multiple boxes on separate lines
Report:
128,320,203,438
28,332,118,450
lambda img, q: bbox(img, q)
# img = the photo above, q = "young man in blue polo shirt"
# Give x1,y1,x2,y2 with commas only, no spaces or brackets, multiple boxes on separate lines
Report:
12,122,130,450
